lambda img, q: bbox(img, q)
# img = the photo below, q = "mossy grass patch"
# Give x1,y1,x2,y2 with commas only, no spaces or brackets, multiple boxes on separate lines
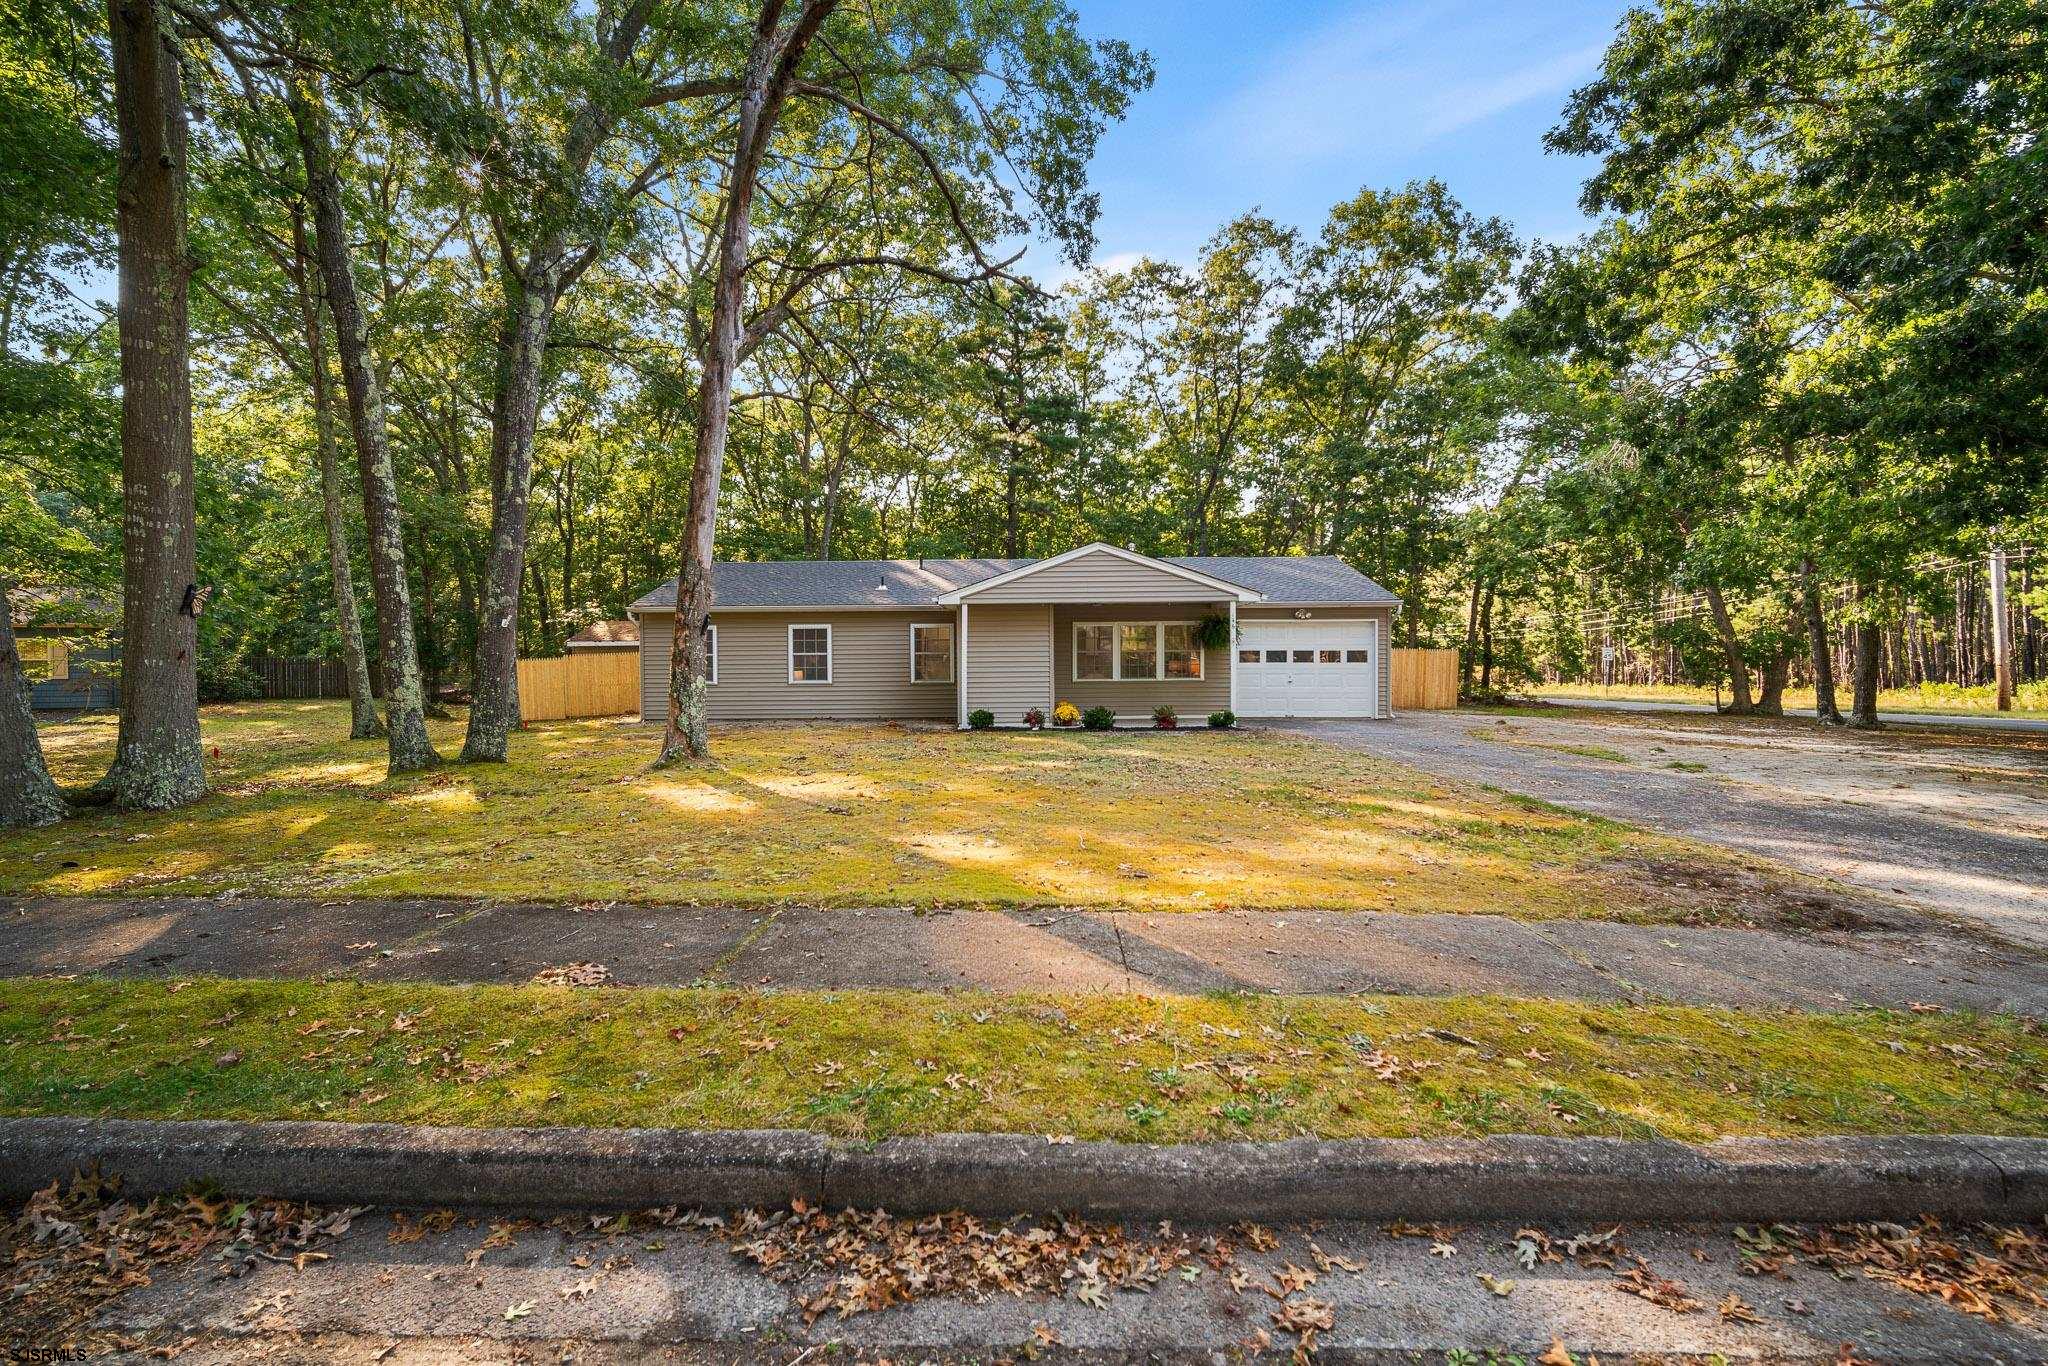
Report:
3,976,2039,1145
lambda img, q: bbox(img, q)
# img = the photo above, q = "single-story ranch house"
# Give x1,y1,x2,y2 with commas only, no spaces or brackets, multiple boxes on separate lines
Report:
628,543,1401,726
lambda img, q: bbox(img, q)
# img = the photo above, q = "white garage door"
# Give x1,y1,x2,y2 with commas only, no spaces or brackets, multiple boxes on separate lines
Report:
1237,621,1379,717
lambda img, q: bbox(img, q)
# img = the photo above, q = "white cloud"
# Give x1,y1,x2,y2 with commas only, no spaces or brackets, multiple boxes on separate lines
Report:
1211,1,1607,170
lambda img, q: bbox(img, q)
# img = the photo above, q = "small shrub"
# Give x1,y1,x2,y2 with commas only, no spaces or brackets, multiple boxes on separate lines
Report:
1081,705,1115,731
1022,707,1045,729
197,653,264,703
1051,700,1081,727
1207,709,1235,729
1152,704,1178,729
967,708,995,730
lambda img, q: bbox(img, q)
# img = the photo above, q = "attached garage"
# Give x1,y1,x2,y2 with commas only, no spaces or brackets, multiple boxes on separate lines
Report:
1235,619,1380,718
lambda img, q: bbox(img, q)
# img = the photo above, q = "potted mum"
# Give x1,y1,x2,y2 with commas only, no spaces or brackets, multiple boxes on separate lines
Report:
1153,704,1178,730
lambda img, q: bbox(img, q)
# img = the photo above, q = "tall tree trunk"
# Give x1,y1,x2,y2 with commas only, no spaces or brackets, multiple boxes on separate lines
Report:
462,274,560,761
528,560,553,652
659,1,840,764
1460,573,1482,692
1700,581,1753,713
292,211,382,741
560,458,576,632
1800,558,1842,724
290,77,439,772
0,588,68,828
103,0,204,809
1847,587,1882,728
1477,582,1497,692
1004,446,1021,558
1755,637,1791,716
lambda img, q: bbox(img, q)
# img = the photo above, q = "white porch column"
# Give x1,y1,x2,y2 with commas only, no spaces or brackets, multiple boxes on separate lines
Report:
957,602,969,728
1228,599,1238,714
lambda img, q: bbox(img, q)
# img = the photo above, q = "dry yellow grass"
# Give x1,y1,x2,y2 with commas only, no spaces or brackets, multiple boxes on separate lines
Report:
3,701,1855,921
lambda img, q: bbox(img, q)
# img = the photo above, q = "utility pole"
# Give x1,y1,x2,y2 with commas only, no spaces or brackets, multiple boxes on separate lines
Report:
1990,547,2013,711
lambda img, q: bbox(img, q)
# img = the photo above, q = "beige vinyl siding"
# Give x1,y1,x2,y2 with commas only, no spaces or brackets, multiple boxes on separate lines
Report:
1239,604,1395,718
1052,603,1231,721
965,549,1233,603
636,610,956,722
962,603,1052,726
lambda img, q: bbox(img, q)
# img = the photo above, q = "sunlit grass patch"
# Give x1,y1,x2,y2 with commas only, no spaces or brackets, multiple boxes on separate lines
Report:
1,701,1870,922
0,977,2039,1144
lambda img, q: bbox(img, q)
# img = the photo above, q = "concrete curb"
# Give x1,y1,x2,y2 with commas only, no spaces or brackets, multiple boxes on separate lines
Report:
1,1118,2041,1222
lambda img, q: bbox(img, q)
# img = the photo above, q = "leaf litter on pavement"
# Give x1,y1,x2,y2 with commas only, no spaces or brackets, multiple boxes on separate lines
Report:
9,1172,2048,1360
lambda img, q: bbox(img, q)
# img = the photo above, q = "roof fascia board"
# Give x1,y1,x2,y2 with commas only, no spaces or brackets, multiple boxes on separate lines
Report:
936,543,1262,604
628,602,958,615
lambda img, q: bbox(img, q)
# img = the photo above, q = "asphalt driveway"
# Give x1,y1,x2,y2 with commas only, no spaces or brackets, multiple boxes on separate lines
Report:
1283,711,2048,952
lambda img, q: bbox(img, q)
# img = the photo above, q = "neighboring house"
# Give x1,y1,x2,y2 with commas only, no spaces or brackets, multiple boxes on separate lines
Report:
627,542,1400,726
10,590,119,714
566,619,640,652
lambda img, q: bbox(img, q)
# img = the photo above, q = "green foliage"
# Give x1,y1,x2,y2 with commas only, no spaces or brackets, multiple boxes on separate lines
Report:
4,0,2038,721
1081,705,1115,731
1206,709,1234,729
195,652,264,704
966,708,994,730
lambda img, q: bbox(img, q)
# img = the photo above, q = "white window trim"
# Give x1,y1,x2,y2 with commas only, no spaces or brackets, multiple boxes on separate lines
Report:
706,624,718,685
787,622,832,684
909,621,954,683
1072,620,1206,682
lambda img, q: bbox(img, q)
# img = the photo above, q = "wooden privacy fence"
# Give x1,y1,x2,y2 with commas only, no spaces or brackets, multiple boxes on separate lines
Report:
1390,647,1459,710
255,655,353,699
516,651,639,722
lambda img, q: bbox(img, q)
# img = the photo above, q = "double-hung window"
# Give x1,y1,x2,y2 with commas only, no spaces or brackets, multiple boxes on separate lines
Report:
788,624,831,683
1074,624,1115,680
1118,624,1158,679
1073,621,1204,681
910,623,953,682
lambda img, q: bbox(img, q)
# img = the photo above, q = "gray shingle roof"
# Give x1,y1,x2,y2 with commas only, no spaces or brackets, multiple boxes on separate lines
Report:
628,550,1397,612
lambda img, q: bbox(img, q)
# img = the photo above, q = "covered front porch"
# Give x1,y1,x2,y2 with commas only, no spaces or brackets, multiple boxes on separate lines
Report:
939,546,1264,729
954,598,1240,728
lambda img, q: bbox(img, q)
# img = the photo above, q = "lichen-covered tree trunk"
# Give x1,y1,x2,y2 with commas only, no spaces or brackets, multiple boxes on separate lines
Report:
293,212,382,742
461,276,560,762
290,78,439,773
0,589,67,829
103,0,205,811
1800,557,1843,724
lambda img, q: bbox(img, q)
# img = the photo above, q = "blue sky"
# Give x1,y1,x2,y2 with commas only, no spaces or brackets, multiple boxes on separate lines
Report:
1040,0,1630,280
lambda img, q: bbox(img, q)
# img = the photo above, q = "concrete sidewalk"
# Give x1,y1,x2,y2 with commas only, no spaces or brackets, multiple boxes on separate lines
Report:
3,893,2043,1014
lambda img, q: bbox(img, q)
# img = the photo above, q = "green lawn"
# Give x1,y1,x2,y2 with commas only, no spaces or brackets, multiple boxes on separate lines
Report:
1529,680,2048,719
3,701,1862,923
4,976,2039,1144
